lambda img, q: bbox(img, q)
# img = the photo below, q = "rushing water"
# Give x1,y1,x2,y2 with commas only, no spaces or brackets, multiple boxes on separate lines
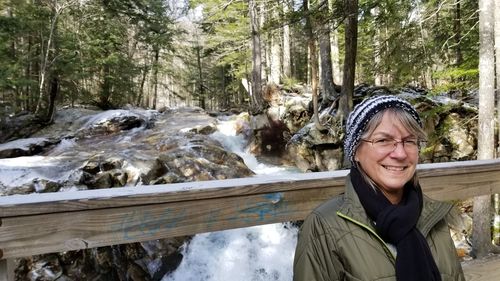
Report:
163,118,301,281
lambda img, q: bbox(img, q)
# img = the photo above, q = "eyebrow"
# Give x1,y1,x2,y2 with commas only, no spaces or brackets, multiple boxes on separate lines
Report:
370,132,416,139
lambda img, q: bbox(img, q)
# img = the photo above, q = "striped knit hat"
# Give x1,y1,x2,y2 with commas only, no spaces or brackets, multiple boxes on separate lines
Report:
344,95,422,166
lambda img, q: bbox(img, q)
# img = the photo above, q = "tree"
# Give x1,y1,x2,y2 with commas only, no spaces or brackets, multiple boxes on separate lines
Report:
34,0,75,115
249,0,265,111
453,0,463,65
495,0,500,158
304,0,324,131
328,0,341,85
282,0,292,79
318,8,336,102
268,1,281,85
473,0,496,258
338,0,358,120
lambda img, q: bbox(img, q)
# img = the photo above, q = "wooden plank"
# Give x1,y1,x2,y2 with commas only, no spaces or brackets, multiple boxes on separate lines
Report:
462,255,500,281
420,171,500,201
1,159,500,218
0,170,348,218
0,186,341,259
0,159,499,259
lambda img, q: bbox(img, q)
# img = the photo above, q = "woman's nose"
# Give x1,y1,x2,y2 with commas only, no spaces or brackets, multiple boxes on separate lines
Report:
390,142,408,158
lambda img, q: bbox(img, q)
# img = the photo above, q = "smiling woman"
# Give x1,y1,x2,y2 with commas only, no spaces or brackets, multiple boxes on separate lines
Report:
293,95,465,281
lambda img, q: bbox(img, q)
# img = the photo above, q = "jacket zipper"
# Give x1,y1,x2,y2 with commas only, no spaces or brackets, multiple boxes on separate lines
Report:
336,211,397,262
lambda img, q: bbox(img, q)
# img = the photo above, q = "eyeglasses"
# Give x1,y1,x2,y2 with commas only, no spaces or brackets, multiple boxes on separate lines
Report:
361,138,421,153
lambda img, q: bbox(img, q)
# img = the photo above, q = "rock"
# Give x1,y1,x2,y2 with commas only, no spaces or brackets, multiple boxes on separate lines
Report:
187,124,217,135
233,112,252,138
139,159,169,185
443,113,475,160
74,110,154,138
0,113,48,144
250,113,270,131
0,137,61,158
3,183,36,195
19,254,64,281
34,179,62,193
282,98,311,134
85,172,113,189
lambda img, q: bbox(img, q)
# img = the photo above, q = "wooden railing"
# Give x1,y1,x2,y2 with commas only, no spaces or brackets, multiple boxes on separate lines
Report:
1,159,500,279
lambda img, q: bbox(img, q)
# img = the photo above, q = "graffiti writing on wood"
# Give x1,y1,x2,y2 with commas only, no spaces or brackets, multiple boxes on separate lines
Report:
113,192,289,240
115,208,186,240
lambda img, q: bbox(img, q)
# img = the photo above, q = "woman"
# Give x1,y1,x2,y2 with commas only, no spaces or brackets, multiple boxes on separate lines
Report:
293,95,465,281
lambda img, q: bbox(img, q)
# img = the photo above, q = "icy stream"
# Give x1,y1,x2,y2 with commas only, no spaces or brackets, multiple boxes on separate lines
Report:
164,118,301,281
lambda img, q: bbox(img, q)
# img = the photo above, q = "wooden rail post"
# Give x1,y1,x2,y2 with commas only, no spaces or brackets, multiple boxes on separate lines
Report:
0,258,15,281
0,216,14,281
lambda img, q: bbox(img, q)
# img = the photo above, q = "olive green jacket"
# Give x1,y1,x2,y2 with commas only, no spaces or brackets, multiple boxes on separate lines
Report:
293,176,465,281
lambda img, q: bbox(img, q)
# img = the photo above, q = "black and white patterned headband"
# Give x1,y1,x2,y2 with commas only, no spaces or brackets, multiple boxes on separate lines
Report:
344,95,422,166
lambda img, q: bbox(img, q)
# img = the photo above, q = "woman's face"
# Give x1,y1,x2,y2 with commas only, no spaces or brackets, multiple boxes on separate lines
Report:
355,110,419,204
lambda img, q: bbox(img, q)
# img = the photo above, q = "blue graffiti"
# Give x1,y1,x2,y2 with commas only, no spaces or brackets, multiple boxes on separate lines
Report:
239,192,289,223
113,192,290,239
116,208,186,240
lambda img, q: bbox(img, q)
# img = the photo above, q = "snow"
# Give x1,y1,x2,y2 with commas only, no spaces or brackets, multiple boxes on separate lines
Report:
79,109,157,130
47,138,77,155
0,156,83,188
0,137,49,150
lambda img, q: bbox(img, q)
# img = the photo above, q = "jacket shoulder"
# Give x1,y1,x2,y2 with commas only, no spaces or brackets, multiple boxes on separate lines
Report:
314,194,345,216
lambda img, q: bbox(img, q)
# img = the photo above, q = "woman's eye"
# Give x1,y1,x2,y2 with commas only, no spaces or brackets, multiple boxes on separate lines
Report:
404,139,418,146
374,138,391,144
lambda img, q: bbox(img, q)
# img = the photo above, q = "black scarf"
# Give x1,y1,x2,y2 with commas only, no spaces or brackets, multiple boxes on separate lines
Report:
350,167,441,281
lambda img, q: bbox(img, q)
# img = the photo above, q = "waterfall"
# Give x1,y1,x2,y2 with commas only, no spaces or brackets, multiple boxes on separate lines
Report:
163,118,300,281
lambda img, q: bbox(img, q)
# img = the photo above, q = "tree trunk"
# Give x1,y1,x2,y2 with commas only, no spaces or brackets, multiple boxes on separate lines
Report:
319,26,336,101
8,6,19,114
338,0,358,120
35,2,61,114
100,63,112,109
473,0,495,259
260,2,268,84
269,2,281,85
46,7,60,124
328,0,342,85
46,76,59,123
495,0,500,158
304,0,324,131
372,7,383,86
196,45,205,109
282,0,292,79
454,0,463,65
494,0,500,247
137,64,149,107
220,65,227,108
25,35,33,111
153,48,159,110
249,0,264,112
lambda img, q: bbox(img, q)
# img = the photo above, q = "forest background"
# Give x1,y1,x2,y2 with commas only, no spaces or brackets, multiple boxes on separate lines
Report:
0,0,486,118
1,0,500,259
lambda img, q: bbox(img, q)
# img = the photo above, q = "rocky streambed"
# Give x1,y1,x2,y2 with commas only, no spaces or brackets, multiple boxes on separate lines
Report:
0,106,256,280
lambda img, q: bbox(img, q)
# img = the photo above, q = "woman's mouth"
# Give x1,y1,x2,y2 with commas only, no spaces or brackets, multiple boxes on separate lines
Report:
382,165,406,171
